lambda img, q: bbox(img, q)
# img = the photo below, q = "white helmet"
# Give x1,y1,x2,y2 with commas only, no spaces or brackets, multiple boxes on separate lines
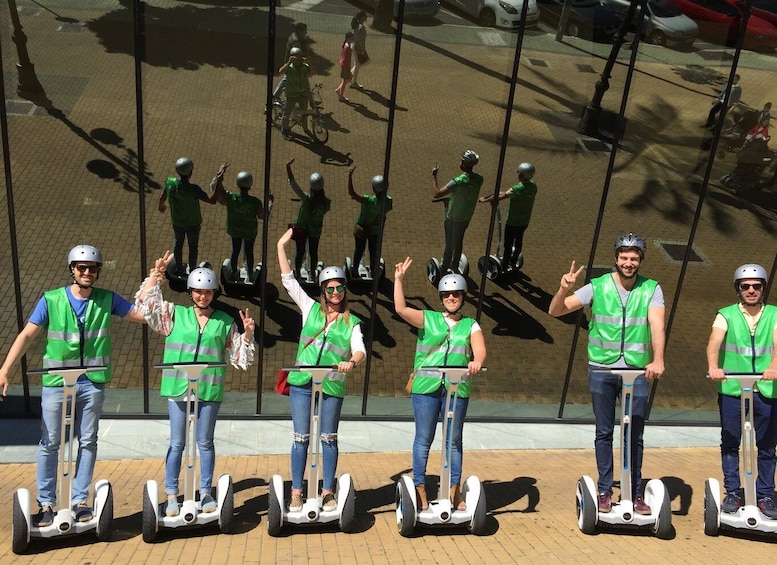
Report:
460,150,479,166
187,267,219,290
175,157,193,176
309,173,324,192
289,47,303,57
734,263,768,284
438,273,467,293
236,171,253,189
68,245,102,265
517,162,535,180
614,233,646,254
319,266,346,287
371,175,385,193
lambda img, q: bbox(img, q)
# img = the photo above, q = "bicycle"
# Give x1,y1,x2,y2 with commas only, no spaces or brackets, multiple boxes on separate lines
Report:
271,83,329,144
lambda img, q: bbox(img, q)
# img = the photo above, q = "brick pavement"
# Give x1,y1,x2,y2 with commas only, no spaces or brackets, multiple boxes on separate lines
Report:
6,447,777,563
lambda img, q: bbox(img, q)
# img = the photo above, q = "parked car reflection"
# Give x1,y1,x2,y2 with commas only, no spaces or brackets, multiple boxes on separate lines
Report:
442,0,541,29
604,0,698,48
537,0,623,42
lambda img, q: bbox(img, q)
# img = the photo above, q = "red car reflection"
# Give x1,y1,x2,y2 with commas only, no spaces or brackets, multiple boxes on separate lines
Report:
669,0,777,51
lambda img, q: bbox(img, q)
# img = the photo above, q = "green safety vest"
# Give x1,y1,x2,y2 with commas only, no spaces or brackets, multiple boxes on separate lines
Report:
587,274,657,368
226,192,261,239
160,306,233,402
42,287,113,386
412,311,475,398
355,194,393,236
717,304,777,398
295,194,330,238
285,61,311,99
446,172,483,222
288,305,361,398
506,180,537,227
165,177,203,228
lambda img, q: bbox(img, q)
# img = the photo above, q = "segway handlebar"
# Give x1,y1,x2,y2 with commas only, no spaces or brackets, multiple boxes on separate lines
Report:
419,366,487,372
154,362,227,369
706,372,765,380
27,366,108,375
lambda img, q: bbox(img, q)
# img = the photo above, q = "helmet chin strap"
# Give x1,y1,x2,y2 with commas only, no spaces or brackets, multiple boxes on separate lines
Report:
71,271,98,290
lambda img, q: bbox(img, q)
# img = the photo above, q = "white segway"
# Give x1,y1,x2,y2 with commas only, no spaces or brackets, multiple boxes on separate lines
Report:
704,373,777,536
142,362,234,542
267,366,357,536
13,366,113,554
396,366,487,537
477,205,522,281
220,259,263,298
576,369,672,538
344,256,385,284
427,197,469,287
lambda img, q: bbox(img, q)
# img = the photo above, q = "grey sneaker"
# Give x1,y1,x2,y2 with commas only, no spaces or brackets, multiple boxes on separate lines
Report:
165,498,180,517
721,491,742,514
200,493,217,513
72,501,93,522
33,504,54,527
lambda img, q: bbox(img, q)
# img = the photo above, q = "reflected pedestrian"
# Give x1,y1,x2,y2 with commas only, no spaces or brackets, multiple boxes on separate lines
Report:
350,11,369,90
335,32,354,102
348,165,392,278
286,158,331,277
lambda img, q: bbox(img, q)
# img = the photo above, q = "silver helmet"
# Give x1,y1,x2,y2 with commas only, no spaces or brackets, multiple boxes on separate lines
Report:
187,267,219,290
371,175,385,193
438,273,467,293
319,266,347,287
289,47,303,57
68,245,102,265
175,157,193,176
309,172,324,192
734,263,768,284
460,150,479,166
236,171,253,189
614,233,646,254
517,162,535,180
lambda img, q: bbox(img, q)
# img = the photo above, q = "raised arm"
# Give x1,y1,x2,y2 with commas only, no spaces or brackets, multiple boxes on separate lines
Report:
431,162,451,199
286,157,307,199
277,228,294,276
394,257,424,329
348,165,363,203
548,261,585,317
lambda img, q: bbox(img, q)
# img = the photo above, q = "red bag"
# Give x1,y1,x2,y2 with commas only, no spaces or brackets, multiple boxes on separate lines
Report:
288,223,307,243
276,368,290,396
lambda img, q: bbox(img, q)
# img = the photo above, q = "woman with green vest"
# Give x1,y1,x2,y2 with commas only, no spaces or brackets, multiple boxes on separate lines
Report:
286,157,331,277
393,257,486,512
707,263,777,519
137,253,255,518
347,165,392,278
277,228,366,513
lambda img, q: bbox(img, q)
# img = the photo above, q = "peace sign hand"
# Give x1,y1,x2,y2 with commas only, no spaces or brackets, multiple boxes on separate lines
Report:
560,261,585,291
240,308,255,340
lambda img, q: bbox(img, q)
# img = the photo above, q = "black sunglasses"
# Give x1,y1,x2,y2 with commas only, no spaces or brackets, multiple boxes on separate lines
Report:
325,284,346,295
440,290,464,298
74,264,101,274
739,283,763,291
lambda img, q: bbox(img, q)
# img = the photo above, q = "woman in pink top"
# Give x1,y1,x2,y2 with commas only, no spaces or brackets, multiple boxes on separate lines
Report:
335,32,354,102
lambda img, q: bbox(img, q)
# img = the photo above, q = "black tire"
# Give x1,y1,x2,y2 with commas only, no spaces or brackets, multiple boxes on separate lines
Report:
397,482,415,538
12,492,28,555
339,480,357,533
567,20,582,38
469,487,488,535
703,480,719,537
267,483,283,537
271,102,283,128
479,9,496,28
648,30,666,46
96,484,114,542
653,489,673,539
576,479,597,535
311,118,329,145
142,485,157,543
219,479,235,534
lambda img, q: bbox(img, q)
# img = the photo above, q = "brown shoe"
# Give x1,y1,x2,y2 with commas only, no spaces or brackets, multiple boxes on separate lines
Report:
598,492,612,513
450,484,466,511
415,484,428,511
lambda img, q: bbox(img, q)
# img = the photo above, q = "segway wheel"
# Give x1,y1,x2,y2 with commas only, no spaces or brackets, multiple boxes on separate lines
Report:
142,484,157,543
219,478,235,534
576,479,597,535
652,489,673,539
267,482,283,537
96,483,114,542
426,258,441,286
469,486,488,535
339,479,357,533
703,480,720,537
515,253,524,271
396,481,415,538
12,492,28,555
458,254,470,277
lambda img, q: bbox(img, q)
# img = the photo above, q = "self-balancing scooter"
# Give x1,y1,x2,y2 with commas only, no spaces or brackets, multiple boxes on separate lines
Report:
12,366,113,554
220,259,263,298
166,260,216,294
427,198,469,287
575,369,672,538
267,366,357,536
704,373,777,536
477,204,523,281
142,362,234,542
396,366,487,537
344,256,385,285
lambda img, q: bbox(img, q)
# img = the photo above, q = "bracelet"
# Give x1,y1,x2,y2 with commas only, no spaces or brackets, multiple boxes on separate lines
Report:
350,360,358,367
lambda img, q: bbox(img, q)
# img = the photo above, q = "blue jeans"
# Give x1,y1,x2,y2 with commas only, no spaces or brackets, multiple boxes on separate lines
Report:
588,367,648,497
412,385,469,487
165,399,220,496
38,378,105,507
290,382,343,492
172,224,201,273
719,392,777,498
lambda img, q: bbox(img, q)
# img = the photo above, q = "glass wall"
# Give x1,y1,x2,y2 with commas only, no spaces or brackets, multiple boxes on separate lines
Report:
1,0,775,423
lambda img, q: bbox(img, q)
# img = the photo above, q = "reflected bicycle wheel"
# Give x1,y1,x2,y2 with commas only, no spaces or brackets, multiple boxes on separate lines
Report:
311,118,329,144
271,103,284,128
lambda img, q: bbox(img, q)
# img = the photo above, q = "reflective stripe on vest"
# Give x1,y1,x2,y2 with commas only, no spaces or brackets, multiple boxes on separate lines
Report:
587,274,656,367
161,305,233,402
717,304,777,398
42,287,113,386
288,305,361,398
412,311,474,398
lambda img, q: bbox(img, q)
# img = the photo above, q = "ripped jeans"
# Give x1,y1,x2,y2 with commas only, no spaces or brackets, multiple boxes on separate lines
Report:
289,382,344,492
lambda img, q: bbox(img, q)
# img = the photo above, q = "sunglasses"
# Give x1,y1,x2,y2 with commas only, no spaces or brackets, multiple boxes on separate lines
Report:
325,284,346,295
440,290,464,298
74,264,100,274
739,283,763,291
